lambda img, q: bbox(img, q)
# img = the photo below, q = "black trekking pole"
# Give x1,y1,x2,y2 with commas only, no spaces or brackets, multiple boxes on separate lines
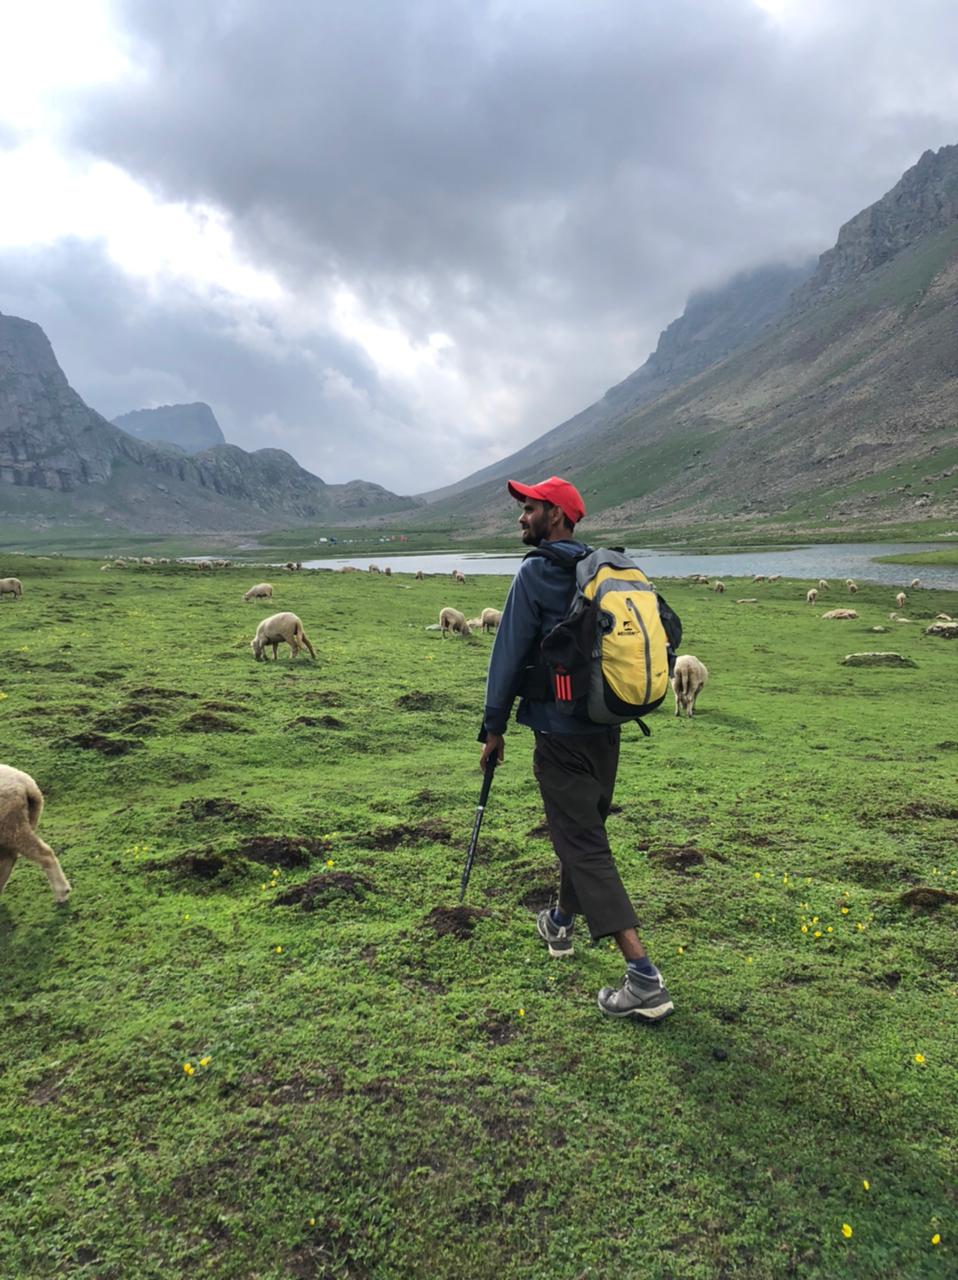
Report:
459,753,498,902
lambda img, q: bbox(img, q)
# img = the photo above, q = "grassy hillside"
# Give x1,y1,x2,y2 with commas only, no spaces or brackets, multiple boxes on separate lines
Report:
1,561,956,1278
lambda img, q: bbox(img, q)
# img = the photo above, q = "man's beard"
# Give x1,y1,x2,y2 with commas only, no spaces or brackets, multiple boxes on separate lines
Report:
520,527,542,546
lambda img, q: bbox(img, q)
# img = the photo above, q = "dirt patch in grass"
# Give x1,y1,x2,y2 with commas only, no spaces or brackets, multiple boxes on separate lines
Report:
126,685,190,700
395,690,452,711
180,797,256,822
365,819,453,849
519,881,557,911
41,660,74,672
237,836,331,867
300,690,344,707
898,886,958,910
527,821,551,838
480,1013,520,1045
273,871,372,911
646,843,706,873
423,904,490,939
287,714,345,729
842,857,919,888
201,699,249,714
92,706,160,734
61,732,142,755
180,711,249,733
161,850,236,881
899,801,958,820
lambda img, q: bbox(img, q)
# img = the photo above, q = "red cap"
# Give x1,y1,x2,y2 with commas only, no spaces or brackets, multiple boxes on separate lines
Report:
507,475,586,527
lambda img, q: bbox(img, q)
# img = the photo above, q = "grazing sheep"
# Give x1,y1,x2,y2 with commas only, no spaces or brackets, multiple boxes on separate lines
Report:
251,612,316,661
768,575,781,583
340,565,360,573
453,569,466,584
713,580,725,593
846,580,857,593
0,764,71,904
910,578,921,589
99,565,111,572
466,617,483,630
818,579,829,590
368,564,381,574
0,577,23,600
822,609,858,620
736,598,758,604
196,560,213,571
244,582,274,602
806,588,818,604
384,566,392,576
895,592,907,608
935,613,953,621
141,557,155,566
439,606,471,637
415,570,424,580
480,608,502,632
671,654,708,719
752,574,766,583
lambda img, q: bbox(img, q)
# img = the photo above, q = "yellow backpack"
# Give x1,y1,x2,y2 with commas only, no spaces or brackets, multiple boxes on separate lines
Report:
531,546,682,733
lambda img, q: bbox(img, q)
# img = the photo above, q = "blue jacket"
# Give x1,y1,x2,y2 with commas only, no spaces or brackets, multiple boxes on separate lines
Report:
481,539,606,737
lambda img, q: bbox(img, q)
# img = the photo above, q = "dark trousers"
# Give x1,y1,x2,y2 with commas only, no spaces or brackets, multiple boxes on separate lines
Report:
532,729,639,941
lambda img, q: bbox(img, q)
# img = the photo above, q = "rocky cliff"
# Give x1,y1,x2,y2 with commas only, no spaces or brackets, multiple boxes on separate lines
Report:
112,402,227,453
0,313,418,532
418,144,958,534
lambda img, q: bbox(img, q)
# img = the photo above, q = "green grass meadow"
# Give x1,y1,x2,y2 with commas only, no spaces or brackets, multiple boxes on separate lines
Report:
1,559,956,1279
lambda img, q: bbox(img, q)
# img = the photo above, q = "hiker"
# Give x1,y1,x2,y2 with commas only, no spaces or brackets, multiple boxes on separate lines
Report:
478,475,673,1022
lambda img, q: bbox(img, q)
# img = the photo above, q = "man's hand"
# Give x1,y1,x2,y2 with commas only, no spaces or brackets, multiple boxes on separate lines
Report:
480,733,504,770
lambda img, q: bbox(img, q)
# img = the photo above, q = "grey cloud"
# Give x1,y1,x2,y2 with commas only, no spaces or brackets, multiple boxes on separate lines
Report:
35,1,958,485
0,241,448,492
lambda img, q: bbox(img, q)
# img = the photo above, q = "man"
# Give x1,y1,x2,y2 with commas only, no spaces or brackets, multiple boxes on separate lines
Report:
479,475,673,1022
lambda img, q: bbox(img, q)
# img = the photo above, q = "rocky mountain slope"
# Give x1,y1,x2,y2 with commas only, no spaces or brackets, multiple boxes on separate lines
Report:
419,145,958,536
112,402,227,453
0,314,417,533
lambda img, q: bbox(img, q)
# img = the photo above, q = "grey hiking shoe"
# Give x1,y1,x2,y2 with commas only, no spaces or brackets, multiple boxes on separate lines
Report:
597,967,674,1022
536,908,574,957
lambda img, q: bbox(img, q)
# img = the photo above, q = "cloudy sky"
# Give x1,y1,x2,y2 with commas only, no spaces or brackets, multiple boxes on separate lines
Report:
2,0,958,494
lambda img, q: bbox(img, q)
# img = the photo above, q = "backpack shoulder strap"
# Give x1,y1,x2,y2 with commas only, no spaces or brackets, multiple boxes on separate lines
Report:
523,543,587,571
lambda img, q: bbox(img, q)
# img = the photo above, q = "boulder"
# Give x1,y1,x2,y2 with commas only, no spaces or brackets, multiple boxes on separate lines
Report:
841,652,917,668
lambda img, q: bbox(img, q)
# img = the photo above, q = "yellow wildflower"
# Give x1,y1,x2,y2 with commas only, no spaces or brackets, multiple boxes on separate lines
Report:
183,1063,195,1076
754,872,761,880
801,925,808,934
518,1008,525,1017
841,907,849,914
677,946,684,954
863,1179,870,1191
856,922,865,931
326,858,335,868
914,1053,925,1065
841,1224,853,1239
814,931,822,939
826,926,833,933
199,1056,212,1068
275,945,283,954
0,692,7,701
309,1218,316,1227
782,874,789,884
932,1234,940,1246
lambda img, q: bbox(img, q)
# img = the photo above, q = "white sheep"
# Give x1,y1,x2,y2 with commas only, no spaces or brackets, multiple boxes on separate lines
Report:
822,609,858,620
818,579,829,590
480,608,502,632
768,574,781,583
196,560,212,571
895,591,907,609
713,581,725,594
847,582,858,594
368,564,381,574
752,574,766,583
415,570,424,581
439,606,471,637
244,582,274,602
671,654,708,718
0,577,23,599
910,578,921,589
453,569,465,584
251,612,316,661
806,588,818,604
0,764,71,904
